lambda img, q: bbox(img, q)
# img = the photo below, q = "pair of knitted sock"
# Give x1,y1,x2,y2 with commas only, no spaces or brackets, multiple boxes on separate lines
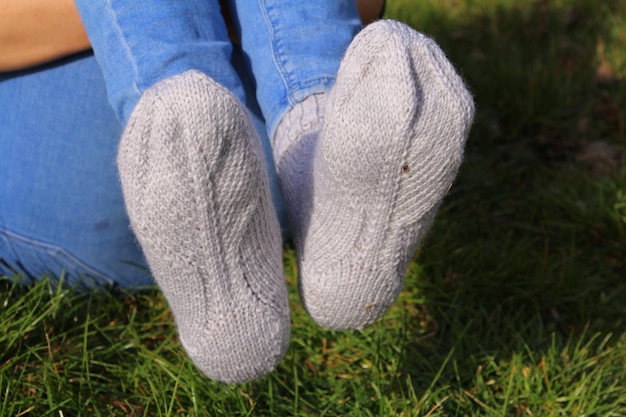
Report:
117,21,474,384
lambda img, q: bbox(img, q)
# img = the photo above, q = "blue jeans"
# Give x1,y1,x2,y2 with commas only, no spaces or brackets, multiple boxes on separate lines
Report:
0,1,361,288
74,0,361,134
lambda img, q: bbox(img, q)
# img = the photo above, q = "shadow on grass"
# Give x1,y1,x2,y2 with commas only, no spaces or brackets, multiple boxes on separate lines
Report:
384,0,626,404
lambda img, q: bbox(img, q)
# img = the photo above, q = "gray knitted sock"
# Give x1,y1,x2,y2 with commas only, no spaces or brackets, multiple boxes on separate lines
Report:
274,21,474,330
117,70,290,383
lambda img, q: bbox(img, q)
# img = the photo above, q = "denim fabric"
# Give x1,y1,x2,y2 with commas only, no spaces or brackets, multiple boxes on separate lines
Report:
0,55,150,287
74,0,246,125
228,0,362,137
75,0,362,135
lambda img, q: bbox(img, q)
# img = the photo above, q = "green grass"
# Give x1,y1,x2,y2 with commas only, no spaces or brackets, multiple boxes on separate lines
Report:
2,0,626,415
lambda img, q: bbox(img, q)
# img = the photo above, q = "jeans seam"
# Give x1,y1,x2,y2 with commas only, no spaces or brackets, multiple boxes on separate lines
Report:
106,0,142,113
0,226,115,285
259,0,292,107
265,75,336,139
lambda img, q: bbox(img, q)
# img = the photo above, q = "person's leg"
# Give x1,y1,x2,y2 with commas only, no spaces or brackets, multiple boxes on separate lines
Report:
0,54,150,289
232,2,474,330
73,0,289,382
228,0,362,139
73,0,244,125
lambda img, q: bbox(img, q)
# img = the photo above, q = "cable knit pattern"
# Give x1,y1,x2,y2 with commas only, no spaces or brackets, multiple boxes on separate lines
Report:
117,70,290,383
274,21,474,330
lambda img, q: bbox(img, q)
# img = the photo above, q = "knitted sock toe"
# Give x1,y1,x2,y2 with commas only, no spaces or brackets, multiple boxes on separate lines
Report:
275,21,474,330
117,70,290,383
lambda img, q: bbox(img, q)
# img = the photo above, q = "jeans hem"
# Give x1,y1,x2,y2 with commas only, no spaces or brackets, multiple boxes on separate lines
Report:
0,226,117,287
266,75,336,140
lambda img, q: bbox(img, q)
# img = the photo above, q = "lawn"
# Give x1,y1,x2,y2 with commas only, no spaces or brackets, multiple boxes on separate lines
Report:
2,0,626,415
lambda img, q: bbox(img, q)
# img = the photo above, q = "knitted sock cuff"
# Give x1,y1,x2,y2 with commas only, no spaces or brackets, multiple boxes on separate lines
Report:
272,93,326,166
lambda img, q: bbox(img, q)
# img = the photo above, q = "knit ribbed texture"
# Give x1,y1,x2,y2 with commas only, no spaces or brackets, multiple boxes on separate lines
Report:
273,93,326,235
274,21,474,330
117,70,290,383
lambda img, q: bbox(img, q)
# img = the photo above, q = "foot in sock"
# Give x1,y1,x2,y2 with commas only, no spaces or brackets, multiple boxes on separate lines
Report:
274,21,474,330
117,70,290,383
